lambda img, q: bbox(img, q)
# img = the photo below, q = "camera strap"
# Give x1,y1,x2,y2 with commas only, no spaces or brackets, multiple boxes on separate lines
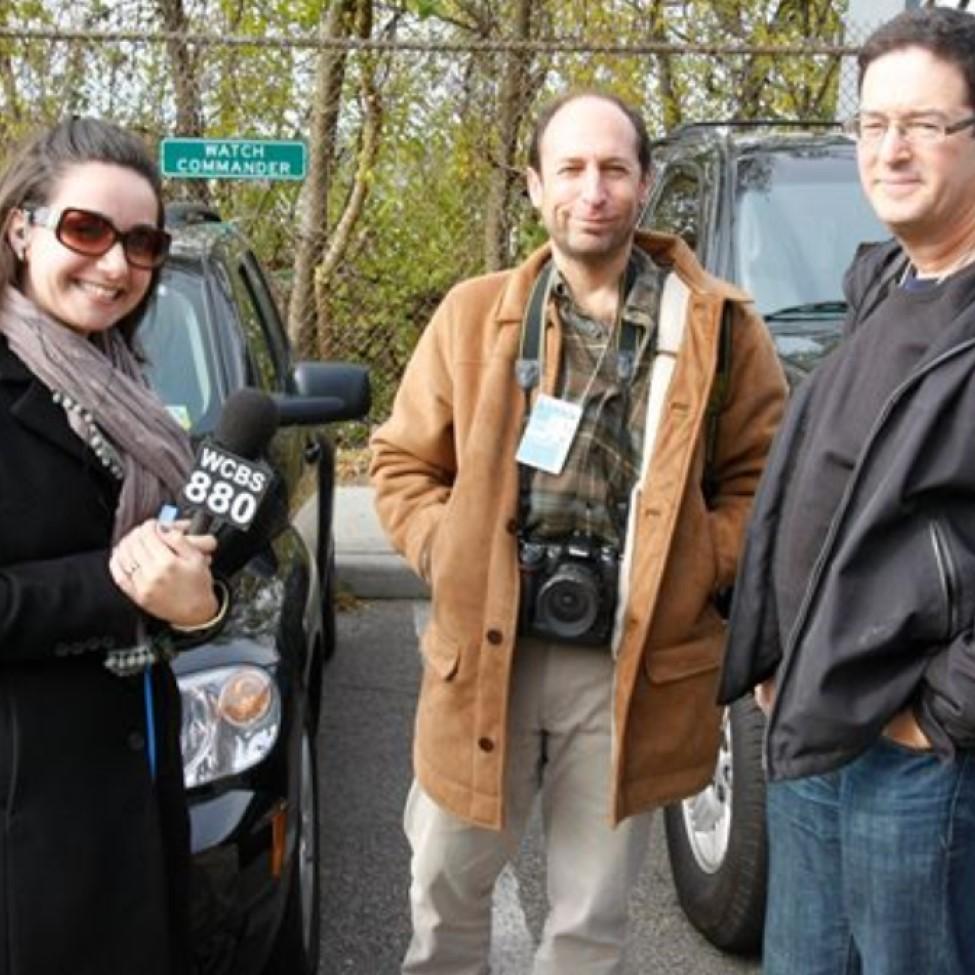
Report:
514,259,555,396
515,259,641,391
609,279,736,652
514,261,552,532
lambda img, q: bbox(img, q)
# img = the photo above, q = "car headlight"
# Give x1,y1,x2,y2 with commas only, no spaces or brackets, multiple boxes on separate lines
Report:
178,666,281,788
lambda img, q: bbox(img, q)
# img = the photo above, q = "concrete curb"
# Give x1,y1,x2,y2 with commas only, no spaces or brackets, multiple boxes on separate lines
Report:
333,485,429,600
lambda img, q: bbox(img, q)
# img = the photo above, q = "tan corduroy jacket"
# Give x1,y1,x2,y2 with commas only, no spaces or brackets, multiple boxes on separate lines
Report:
370,232,787,828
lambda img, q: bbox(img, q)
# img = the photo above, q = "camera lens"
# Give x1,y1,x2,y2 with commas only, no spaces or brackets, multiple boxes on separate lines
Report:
536,563,600,639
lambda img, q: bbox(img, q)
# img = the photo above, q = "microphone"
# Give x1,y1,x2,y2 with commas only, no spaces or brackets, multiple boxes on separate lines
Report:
182,388,279,535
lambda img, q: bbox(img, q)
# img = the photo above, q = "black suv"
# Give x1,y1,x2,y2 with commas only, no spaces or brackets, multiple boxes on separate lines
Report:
138,204,370,975
642,123,885,953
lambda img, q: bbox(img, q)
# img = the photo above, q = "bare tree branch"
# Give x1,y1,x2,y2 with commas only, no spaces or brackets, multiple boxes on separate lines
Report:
483,0,538,270
313,0,385,359
287,0,357,350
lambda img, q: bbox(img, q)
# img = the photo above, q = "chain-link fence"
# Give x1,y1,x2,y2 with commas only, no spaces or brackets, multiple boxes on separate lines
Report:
0,4,882,444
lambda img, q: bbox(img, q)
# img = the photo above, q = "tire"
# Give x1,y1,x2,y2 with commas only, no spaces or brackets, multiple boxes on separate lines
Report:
663,696,768,954
263,726,321,975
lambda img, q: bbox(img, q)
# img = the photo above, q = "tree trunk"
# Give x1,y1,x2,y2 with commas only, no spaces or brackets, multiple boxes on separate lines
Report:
312,0,383,360
155,0,208,203
0,52,21,144
649,0,682,132
0,4,21,143
287,0,356,353
483,0,535,272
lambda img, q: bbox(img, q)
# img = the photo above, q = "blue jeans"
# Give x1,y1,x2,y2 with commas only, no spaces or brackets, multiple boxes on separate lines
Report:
764,739,975,975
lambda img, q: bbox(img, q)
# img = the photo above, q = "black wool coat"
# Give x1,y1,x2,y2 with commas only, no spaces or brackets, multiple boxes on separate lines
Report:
0,336,189,975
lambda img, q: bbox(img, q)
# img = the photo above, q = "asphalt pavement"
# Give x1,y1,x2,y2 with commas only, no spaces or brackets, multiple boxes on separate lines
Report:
327,486,760,975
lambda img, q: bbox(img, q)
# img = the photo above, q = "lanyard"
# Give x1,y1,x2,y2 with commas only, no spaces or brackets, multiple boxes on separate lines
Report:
515,257,641,538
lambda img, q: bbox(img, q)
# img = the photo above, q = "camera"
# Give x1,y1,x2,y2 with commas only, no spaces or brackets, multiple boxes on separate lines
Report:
517,534,620,647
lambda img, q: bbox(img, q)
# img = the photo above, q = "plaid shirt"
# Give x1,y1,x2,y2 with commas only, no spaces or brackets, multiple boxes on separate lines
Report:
523,248,667,547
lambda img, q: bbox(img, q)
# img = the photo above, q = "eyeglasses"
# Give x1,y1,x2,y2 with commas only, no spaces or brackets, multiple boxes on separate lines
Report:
843,112,975,146
25,206,171,270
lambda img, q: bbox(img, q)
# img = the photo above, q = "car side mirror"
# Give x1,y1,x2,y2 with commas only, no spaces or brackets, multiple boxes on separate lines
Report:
275,361,371,425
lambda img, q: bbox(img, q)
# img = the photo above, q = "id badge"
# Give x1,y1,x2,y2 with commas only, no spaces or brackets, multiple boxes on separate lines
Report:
515,393,582,475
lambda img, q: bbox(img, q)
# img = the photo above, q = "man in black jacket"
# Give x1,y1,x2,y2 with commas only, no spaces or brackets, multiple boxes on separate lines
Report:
718,8,975,974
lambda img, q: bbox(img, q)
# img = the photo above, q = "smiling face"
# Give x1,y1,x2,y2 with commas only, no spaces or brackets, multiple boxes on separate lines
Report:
857,46,975,251
527,96,649,269
7,161,159,336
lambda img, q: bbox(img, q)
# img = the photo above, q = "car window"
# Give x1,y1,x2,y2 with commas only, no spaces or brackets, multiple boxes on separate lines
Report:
240,253,290,380
233,258,283,393
734,150,887,321
647,167,702,253
140,266,220,431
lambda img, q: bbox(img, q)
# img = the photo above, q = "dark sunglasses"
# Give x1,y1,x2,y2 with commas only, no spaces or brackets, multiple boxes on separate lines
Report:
25,206,171,270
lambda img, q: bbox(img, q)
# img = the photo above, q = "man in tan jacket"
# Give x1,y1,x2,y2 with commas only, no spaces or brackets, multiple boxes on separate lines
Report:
370,91,786,974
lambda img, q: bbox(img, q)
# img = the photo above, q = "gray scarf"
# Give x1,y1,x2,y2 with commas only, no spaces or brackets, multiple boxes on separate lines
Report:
0,286,194,543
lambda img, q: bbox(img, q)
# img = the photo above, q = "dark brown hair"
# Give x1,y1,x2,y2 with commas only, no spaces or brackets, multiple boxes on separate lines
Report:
527,90,652,176
858,7,975,111
0,117,165,345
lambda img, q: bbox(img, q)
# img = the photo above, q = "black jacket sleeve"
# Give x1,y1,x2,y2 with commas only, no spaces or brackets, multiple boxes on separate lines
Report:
0,549,143,660
916,631,975,757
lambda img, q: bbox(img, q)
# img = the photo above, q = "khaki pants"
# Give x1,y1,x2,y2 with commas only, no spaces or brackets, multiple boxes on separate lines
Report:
403,637,652,975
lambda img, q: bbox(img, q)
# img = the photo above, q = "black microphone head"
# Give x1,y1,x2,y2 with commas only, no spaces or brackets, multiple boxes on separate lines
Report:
214,388,279,458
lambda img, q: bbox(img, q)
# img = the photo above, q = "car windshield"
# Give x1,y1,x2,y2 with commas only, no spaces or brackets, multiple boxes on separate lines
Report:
139,264,220,432
734,148,887,324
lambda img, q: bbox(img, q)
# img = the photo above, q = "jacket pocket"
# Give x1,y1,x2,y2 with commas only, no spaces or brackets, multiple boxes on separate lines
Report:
636,629,726,787
425,496,457,593
930,519,959,642
420,617,462,680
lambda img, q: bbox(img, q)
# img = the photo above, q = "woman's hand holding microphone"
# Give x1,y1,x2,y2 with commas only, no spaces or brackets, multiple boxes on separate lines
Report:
109,518,223,629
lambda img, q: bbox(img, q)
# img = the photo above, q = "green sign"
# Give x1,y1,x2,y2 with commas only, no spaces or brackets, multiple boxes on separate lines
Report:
160,138,306,181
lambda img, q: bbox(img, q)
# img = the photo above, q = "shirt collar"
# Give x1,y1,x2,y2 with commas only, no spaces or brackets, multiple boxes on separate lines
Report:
550,248,660,333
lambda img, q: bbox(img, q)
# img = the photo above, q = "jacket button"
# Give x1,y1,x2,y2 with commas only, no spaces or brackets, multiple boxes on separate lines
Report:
127,731,145,751
478,737,495,752
486,629,503,645
505,519,517,534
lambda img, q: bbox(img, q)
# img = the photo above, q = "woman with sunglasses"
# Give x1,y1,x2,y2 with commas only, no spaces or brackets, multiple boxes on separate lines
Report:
0,117,224,975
